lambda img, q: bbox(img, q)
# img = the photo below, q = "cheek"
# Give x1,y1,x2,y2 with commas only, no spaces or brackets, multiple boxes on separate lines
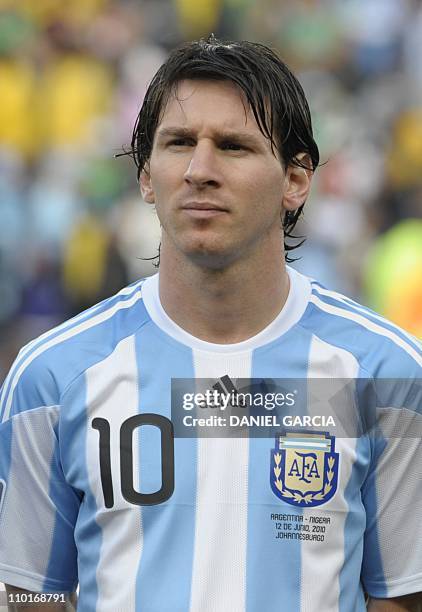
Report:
149,160,183,200
245,170,284,213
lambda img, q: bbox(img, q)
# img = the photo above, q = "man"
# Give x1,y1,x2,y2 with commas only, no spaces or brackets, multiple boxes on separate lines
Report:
0,37,421,612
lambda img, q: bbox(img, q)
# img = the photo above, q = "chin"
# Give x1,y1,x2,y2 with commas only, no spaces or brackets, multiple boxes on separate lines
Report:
167,230,239,269
185,244,239,270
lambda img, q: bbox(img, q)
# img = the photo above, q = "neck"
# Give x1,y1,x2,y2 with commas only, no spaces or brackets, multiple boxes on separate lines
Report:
158,241,290,344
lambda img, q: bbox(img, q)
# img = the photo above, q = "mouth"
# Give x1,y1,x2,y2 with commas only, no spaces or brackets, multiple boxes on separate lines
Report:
181,201,229,218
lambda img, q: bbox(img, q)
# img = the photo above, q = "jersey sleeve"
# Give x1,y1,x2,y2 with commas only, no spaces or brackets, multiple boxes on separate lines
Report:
0,354,81,593
360,378,422,598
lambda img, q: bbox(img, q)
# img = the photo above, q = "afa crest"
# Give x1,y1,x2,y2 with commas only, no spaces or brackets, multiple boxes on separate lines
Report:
270,431,339,507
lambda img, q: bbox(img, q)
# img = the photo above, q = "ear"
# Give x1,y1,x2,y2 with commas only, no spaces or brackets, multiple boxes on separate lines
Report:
140,166,155,204
282,153,313,213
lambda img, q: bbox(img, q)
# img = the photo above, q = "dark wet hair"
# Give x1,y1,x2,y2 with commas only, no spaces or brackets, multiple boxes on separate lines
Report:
123,35,320,261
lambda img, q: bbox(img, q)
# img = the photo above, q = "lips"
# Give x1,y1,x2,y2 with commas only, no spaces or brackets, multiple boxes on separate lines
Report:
182,201,228,212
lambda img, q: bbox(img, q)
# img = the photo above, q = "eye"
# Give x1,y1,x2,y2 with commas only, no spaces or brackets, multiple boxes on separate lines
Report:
221,141,245,151
169,138,193,147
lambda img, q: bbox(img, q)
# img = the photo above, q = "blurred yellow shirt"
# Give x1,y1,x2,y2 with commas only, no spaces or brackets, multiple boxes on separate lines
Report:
363,219,422,338
38,53,113,147
175,0,222,37
0,59,36,156
63,214,109,300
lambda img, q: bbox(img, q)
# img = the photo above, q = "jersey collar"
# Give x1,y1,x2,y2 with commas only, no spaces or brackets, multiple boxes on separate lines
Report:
142,266,311,353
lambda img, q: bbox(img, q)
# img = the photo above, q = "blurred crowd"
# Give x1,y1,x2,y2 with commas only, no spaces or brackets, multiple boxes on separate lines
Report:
0,0,421,380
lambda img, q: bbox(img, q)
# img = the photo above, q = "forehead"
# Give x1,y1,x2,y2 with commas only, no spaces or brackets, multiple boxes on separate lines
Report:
157,79,261,134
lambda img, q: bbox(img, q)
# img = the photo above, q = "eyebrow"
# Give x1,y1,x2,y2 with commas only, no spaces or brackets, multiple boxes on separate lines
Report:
155,126,264,147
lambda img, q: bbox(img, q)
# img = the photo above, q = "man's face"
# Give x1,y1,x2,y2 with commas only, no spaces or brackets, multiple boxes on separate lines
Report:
141,79,303,269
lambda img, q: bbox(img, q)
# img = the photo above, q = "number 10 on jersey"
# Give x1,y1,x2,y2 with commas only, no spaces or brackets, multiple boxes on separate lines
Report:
92,414,175,508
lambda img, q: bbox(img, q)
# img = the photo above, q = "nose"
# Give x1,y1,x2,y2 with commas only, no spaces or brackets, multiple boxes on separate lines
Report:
184,141,221,188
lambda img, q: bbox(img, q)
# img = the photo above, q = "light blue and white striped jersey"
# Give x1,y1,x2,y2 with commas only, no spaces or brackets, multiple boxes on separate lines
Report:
0,267,421,612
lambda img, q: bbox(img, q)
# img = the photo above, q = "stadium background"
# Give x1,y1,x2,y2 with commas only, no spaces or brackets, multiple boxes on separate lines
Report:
0,0,421,387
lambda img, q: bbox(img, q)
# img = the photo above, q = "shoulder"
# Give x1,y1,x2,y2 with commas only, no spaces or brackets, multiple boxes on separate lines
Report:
0,279,150,422
298,276,421,379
